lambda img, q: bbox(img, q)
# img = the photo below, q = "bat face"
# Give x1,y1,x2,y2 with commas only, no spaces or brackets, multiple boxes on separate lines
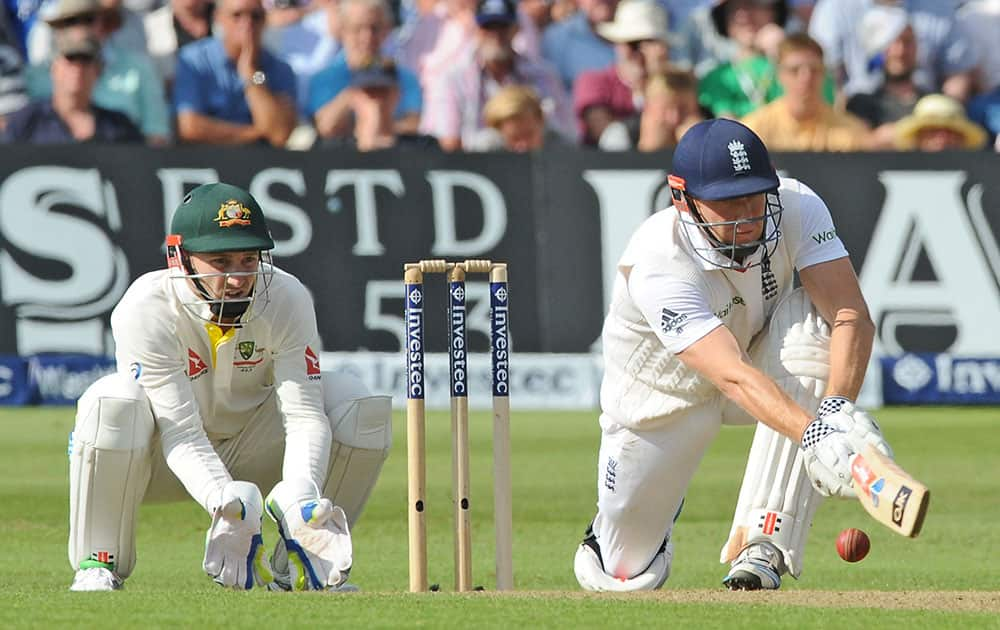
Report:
850,445,930,538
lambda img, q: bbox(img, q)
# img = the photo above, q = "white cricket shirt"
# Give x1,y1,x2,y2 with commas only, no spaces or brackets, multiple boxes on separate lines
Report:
601,177,850,428
111,265,330,512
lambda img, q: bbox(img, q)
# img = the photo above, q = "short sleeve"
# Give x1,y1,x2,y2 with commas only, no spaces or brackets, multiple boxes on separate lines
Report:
628,262,723,354
788,180,850,270
267,56,298,105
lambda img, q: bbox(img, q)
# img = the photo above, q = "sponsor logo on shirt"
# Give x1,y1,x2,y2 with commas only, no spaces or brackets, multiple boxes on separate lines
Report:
660,308,688,335
305,346,321,380
129,362,142,380
714,295,746,319
238,341,255,360
234,340,264,371
811,228,838,245
187,349,209,380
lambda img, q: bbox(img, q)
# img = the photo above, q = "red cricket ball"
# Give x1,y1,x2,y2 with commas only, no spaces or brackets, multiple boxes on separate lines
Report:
836,527,871,562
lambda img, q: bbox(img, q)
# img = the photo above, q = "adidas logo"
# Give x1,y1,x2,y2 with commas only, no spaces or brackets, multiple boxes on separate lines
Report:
660,308,688,334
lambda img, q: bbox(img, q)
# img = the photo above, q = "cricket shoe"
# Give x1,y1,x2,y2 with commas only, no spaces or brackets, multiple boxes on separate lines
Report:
722,541,784,591
70,567,124,592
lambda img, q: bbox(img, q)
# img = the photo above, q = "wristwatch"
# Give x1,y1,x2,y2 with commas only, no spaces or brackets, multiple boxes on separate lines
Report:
250,70,267,87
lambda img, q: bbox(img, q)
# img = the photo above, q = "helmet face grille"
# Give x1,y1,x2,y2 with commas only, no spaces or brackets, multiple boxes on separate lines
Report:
170,253,275,327
678,191,784,270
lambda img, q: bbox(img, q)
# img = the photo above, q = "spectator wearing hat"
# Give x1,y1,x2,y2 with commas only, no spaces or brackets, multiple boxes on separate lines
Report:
696,0,835,119
28,0,149,63
740,32,869,151
308,0,421,140
573,0,673,147
845,6,925,150
317,57,439,150
143,0,214,88
420,0,573,151
809,0,976,102
24,0,170,144
2,31,143,142
480,83,566,151
173,0,298,147
540,0,617,91
894,93,987,152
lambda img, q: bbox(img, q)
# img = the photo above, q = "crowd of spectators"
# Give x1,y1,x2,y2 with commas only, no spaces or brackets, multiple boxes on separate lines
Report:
1,0,998,153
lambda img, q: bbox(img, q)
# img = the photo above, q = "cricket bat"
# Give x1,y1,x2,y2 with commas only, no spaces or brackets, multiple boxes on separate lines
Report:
850,444,930,538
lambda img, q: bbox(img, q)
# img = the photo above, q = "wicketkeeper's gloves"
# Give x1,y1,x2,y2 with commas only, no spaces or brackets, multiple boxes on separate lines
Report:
265,477,353,591
203,480,273,589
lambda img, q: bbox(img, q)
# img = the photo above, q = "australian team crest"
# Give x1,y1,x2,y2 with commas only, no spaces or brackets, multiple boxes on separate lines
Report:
214,199,253,227
238,341,255,360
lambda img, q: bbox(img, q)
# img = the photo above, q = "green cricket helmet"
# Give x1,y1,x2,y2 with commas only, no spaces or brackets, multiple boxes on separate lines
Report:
165,183,275,326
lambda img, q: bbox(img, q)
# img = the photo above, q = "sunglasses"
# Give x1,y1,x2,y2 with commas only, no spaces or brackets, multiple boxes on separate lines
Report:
227,9,266,22
626,39,655,52
64,53,98,64
480,20,513,31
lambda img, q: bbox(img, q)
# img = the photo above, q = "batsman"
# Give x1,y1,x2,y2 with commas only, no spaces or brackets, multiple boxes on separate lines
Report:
68,183,392,592
574,119,894,591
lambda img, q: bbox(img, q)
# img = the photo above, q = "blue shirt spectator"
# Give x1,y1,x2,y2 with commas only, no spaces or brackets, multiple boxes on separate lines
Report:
173,36,296,127
306,50,421,121
174,0,299,147
541,7,616,91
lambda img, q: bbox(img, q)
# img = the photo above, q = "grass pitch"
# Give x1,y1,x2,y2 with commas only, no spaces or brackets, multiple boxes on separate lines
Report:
1,405,998,628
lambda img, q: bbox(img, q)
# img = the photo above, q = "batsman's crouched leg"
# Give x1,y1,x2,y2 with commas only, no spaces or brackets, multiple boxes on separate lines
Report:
69,373,155,589
574,525,673,592
321,371,393,528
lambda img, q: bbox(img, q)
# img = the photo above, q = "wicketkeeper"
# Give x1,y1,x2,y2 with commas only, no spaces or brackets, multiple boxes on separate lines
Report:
68,183,392,592
574,119,894,591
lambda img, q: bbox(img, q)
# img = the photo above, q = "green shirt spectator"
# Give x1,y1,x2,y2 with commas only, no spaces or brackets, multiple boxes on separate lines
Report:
699,53,836,118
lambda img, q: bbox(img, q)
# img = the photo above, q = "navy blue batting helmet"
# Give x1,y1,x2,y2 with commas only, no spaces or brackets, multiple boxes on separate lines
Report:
670,119,778,200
